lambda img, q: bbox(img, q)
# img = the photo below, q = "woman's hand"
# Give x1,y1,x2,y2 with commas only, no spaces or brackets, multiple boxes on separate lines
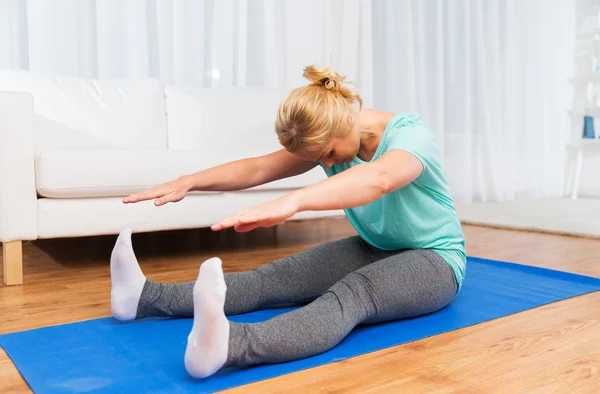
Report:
211,195,300,232
123,176,193,206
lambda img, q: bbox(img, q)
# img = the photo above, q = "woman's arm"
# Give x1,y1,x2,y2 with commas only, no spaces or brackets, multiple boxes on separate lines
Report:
124,149,317,205
211,150,423,232
290,149,423,211
187,149,317,192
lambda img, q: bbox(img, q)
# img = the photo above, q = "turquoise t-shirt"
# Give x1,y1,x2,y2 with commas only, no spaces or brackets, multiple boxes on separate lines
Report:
319,113,466,291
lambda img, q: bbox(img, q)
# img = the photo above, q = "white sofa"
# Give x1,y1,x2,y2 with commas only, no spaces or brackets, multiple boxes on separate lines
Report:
0,70,343,286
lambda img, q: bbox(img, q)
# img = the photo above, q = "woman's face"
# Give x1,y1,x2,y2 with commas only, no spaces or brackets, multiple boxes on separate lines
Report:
294,124,361,168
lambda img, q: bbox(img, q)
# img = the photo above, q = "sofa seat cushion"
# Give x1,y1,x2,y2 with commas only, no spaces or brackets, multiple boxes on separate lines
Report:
0,70,169,151
35,149,327,198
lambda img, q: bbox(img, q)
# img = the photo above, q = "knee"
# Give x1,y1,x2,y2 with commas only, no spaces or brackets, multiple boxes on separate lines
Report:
255,256,290,277
327,272,376,322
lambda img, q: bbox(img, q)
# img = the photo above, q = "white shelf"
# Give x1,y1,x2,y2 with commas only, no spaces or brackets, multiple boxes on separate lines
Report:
567,138,600,149
566,138,600,200
585,106,600,117
581,137,600,143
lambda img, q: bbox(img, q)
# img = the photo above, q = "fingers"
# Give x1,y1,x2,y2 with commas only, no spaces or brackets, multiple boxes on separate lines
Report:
211,213,248,231
123,194,142,203
154,191,181,206
211,217,240,231
123,188,164,204
233,216,280,232
212,213,278,232
210,217,231,231
124,188,185,206
234,222,259,232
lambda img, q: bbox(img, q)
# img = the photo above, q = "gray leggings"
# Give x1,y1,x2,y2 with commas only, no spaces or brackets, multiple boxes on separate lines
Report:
136,236,457,368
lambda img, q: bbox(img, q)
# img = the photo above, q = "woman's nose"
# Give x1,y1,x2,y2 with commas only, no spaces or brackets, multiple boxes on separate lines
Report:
322,159,334,168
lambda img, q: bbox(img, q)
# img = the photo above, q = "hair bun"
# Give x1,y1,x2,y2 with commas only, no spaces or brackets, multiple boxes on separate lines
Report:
303,64,344,92
323,78,336,90
300,63,362,107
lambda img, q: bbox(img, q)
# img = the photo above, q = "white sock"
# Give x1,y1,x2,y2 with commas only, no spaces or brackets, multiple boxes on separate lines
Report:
110,228,146,321
184,257,230,379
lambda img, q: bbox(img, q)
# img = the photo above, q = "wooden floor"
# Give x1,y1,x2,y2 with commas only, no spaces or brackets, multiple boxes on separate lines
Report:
1,218,599,393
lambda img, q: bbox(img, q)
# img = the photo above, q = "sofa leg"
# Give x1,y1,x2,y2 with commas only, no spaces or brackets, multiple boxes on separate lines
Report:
3,241,23,286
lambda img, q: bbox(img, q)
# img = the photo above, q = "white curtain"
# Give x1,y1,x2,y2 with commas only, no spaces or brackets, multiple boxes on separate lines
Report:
0,0,372,97
0,0,576,204
372,0,576,203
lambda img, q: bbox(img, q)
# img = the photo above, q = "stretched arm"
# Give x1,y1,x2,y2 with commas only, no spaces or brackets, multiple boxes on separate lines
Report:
211,150,423,231
124,149,316,205
187,149,317,192
291,150,423,211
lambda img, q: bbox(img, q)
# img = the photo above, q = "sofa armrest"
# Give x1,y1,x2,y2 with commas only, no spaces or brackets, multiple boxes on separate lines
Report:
0,92,37,242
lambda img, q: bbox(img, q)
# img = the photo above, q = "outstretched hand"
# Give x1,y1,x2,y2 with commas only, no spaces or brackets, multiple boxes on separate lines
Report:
123,176,193,206
211,195,300,232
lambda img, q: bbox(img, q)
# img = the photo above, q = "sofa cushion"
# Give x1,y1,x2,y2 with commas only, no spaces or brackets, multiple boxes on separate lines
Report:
162,85,329,191
164,86,285,156
0,70,168,151
35,149,327,198
32,114,117,154
37,194,344,239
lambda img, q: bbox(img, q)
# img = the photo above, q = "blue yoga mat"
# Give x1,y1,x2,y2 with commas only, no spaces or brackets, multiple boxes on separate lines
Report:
1,256,600,393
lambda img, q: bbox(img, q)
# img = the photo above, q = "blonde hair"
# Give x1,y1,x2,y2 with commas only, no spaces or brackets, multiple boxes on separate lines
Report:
275,64,363,154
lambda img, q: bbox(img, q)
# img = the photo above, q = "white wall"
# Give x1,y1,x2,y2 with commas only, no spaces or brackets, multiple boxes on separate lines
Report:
0,0,580,203
572,0,600,197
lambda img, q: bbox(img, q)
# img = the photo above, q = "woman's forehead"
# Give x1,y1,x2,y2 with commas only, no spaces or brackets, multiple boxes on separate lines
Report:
294,145,331,161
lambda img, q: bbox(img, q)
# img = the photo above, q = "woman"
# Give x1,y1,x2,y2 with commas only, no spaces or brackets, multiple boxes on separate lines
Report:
110,64,466,379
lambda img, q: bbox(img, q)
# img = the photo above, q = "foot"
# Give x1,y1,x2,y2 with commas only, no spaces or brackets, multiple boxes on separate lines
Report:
110,228,146,321
184,257,230,379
